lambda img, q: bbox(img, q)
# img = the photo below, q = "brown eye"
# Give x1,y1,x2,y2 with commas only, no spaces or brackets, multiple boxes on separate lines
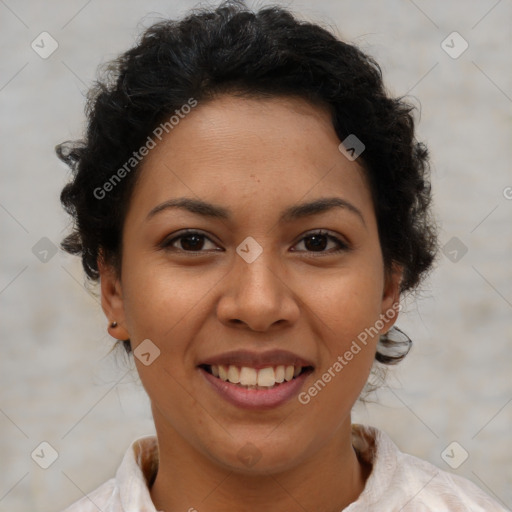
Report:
292,230,349,254
161,230,220,252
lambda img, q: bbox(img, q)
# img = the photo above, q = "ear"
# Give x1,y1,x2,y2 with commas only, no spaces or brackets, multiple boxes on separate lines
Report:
98,254,130,341
379,263,403,334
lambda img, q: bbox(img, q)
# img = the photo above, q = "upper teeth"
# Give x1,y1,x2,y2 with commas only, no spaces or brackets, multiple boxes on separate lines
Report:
211,364,302,387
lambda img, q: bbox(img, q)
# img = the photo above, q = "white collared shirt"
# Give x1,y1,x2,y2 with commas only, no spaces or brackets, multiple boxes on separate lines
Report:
61,424,508,511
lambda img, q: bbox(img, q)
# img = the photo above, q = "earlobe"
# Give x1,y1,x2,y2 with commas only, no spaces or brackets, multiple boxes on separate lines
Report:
97,256,130,340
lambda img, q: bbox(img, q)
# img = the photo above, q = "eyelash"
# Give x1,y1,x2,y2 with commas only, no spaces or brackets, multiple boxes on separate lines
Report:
160,229,350,255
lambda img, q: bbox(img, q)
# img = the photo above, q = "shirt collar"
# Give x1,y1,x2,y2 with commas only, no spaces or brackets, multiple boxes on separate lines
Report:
116,434,159,511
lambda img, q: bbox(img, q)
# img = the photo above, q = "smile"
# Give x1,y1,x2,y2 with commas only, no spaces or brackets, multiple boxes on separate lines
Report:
201,364,313,389
198,363,314,410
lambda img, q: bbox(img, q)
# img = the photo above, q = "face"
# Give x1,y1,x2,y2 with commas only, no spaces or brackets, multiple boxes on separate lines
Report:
100,94,401,474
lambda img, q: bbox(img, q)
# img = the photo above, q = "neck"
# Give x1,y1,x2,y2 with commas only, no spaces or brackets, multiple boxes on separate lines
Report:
150,414,370,512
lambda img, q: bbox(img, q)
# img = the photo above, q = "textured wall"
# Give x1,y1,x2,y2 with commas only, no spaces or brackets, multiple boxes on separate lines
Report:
0,1,511,510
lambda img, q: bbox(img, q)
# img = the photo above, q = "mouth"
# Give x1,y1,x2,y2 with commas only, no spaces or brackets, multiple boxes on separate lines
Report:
196,349,315,409
199,363,314,390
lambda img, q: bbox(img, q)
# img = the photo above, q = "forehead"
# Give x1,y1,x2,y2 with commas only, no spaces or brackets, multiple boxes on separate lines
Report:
126,94,373,226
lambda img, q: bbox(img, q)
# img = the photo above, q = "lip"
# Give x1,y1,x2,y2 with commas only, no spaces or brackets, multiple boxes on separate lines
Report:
197,349,314,370
198,365,313,410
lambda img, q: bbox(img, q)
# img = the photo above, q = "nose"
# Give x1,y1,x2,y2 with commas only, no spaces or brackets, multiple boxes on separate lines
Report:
216,251,300,332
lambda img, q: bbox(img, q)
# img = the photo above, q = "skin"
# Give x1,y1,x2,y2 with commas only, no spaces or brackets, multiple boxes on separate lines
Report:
99,94,402,512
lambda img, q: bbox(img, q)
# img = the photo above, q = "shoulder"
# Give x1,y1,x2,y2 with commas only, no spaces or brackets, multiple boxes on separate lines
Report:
60,478,117,512
394,447,505,511
59,434,159,512
350,424,508,511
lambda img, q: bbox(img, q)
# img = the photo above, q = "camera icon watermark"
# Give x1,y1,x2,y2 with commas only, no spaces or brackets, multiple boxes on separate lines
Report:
441,441,469,469
31,31,59,59
236,236,263,264
32,237,58,263
503,186,512,200
442,236,468,263
237,442,262,467
338,134,365,161
134,339,161,366
441,31,469,59
31,441,59,469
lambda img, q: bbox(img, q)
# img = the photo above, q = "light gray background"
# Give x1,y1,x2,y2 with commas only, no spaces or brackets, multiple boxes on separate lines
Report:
1,0,511,510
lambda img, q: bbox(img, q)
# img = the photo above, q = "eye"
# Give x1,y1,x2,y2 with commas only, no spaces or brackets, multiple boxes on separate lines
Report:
160,229,350,254
160,230,220,252
292,230,349,254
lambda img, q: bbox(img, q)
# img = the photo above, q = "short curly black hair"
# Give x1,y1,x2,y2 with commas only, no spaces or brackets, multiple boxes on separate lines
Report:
57,0,438,364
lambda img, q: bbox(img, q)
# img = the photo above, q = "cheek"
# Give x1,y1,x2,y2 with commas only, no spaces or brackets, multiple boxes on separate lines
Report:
122,263,204,412
121,255,217,344
299,274,383,422
305,265,385,342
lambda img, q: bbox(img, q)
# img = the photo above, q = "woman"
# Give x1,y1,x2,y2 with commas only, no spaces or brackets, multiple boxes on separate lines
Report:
57,1,506,510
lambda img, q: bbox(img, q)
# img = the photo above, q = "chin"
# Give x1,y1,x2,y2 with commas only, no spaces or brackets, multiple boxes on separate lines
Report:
205,433,312,476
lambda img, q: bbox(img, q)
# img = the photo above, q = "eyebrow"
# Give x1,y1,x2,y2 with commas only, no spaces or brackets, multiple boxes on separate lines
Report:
146,196,365,226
